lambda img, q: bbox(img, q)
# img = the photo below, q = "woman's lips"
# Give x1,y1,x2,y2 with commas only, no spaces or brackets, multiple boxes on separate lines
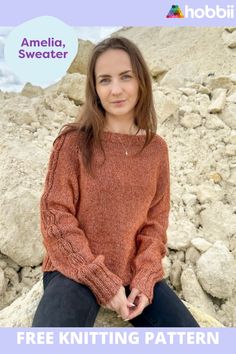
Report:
111,100,127,105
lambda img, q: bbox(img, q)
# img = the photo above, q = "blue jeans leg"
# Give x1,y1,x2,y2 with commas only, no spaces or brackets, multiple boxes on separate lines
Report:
125,280,200,327
32,271,100,327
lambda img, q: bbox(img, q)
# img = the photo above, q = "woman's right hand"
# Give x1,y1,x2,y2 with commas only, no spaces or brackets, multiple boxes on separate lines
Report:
103,286,134,320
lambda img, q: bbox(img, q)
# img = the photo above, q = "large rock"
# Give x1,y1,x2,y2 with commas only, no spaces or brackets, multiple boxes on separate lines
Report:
199,201,236,246
56,73,86,104
196,241,236,299
160,62,199,89
153,89,178,123
0,140,46,266
67,39,94,75
181,267,216,316
167,220,197,251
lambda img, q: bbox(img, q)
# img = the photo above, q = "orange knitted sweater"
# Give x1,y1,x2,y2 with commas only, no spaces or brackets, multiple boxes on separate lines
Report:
40,129,170,306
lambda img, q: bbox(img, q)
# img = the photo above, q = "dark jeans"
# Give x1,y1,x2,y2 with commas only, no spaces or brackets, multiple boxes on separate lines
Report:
32,271,200,327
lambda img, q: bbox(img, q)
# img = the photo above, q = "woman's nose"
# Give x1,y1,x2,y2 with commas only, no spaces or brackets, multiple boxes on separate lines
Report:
110,81,123,95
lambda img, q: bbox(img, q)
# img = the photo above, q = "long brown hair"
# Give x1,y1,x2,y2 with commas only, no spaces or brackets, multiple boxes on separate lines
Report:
56,36,158,177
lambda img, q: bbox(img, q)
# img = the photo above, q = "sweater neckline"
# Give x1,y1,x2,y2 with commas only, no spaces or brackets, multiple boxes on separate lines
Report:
101,130,147,144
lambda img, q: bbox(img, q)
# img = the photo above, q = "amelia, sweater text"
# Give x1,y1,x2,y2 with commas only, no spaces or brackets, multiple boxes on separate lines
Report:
18,37,68,59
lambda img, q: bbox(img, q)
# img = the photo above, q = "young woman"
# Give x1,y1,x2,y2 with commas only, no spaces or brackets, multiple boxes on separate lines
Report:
32,36,199,327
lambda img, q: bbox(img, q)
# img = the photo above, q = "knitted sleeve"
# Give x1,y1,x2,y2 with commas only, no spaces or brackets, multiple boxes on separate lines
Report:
130,138,170,304
40,131,123,306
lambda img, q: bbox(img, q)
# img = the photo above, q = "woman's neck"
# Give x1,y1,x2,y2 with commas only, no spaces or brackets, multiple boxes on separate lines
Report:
103,119,138,135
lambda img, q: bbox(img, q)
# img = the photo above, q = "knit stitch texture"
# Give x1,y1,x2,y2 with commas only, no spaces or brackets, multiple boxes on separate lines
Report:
40,129,170,305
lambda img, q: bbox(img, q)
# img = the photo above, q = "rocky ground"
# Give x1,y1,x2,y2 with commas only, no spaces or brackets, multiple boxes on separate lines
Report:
0,26,236,327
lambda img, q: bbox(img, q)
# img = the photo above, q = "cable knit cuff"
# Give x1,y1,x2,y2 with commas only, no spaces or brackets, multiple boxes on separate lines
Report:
80,255,123,306
130,268,164,305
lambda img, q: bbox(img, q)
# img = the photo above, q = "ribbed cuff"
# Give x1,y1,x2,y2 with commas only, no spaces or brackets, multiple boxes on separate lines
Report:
79,255,123,306
130,268,164,304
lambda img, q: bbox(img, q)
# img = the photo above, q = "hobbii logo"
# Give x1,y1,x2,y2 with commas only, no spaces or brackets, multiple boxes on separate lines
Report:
185,4,234,19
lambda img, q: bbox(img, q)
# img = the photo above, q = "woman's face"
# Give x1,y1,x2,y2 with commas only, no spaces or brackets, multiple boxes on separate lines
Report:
95,49,139,122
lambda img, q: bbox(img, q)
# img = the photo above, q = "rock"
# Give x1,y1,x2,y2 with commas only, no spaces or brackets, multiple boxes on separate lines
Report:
196,241,236,298
170,260,182,291
183,301,224,327
56,73,86,104
179,88,197,96
225,144,236,157
224,28,236,33
0,95,37,125
20,266,42,287
191,238,212,253
162,256,171,278
0,254,20,271
228,167,236,186
207,76,234,90
218,103,236,129
0,186,45,266
167,220,197,251
153,90,178,123
150,63,168,78
181,267,216,316
21,83,44,97
222,30,236,48
226,91,236,103
207,172,223,184
199,201,236,245
217,292,236,326
182,192,197,206
205,113,227,130
180,113,202,128
207,88,226,113
196,181,224,203
185,247,201,265
67,39,94,75
0,268,6,295
160,62,199,89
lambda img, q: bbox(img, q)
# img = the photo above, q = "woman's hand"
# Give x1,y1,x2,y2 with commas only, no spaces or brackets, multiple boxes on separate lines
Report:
102,286,134,320
102,286,150,321
125,288,150,321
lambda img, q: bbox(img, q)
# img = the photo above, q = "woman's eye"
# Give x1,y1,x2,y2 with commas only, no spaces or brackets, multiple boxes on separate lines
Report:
98,75,132,84
99,78,110,84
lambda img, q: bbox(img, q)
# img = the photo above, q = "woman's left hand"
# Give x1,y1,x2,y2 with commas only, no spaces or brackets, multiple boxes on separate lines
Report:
124,288,150,321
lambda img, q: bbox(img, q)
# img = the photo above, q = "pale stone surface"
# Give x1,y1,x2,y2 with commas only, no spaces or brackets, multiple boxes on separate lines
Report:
181,267,216,316
199,201,236,246
160,62,199,89
222,30,236,48
207,88,226,113
56,73,86,104
191,238,212,253
0,268,6,295
153,89,178,123
196,181,224,204
185,247,201,265
67,39,94,75
170,260,182,291
21,82,44,97
180,113,202,129
218,103,236,129
196,241,236,299
167,220,197,250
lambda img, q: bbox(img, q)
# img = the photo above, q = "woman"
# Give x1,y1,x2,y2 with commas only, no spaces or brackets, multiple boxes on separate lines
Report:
32,36,199,327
